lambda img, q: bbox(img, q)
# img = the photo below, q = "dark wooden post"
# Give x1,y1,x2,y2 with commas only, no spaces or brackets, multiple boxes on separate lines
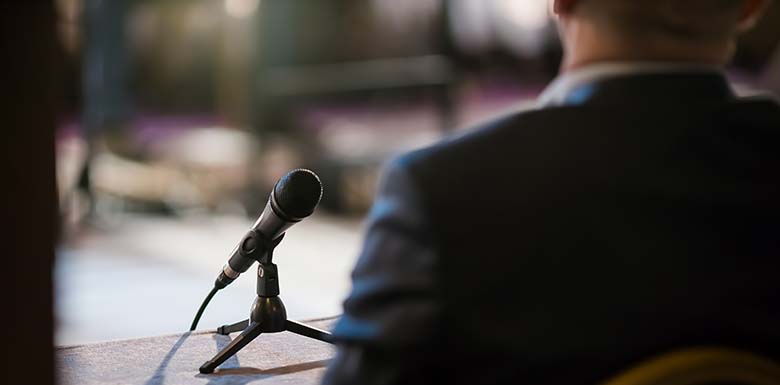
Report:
0,2,59,385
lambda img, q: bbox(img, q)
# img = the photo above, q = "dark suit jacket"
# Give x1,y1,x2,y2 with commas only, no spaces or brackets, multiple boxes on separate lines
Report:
322,72,780,385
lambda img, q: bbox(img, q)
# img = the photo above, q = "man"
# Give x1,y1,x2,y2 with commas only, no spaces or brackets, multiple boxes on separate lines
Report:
324,1,780,384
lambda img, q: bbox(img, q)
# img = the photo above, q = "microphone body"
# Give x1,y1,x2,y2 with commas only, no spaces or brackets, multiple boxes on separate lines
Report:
216,198,296,288
214,169,322,289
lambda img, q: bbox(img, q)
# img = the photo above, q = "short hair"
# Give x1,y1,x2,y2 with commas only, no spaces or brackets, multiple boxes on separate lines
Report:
578,0,745,42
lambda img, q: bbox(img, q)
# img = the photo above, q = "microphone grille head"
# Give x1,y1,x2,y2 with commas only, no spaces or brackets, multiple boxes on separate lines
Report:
272,169,323,220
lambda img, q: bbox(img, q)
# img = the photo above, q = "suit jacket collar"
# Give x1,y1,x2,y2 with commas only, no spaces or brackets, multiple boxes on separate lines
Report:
538,62,735,107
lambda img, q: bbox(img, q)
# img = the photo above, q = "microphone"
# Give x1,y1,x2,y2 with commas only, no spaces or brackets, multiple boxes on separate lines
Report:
214,169,323,289
190,168,322,331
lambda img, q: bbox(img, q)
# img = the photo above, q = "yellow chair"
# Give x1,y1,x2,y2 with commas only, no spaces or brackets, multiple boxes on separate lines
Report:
602,348,780,385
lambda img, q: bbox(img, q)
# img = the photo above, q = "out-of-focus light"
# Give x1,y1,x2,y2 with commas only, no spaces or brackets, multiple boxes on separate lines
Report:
225,0,260,19
495,0,549,30
492,0,552,57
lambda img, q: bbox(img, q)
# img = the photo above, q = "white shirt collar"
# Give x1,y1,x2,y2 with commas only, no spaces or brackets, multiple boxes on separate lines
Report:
537,62,722,107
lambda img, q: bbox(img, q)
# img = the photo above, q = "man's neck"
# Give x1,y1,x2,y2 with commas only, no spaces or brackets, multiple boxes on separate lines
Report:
559,21,734,72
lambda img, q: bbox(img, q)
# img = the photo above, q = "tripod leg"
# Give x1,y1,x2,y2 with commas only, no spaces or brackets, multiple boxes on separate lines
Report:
200,321,263,374
216,319,249,335
285,320,334,344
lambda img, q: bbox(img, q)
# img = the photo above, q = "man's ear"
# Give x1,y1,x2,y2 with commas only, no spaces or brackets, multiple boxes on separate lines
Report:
552,0,582,16
737,0,770,31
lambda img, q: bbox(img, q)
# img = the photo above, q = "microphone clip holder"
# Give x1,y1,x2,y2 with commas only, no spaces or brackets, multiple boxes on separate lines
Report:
241,229,283,296
199,232,334,374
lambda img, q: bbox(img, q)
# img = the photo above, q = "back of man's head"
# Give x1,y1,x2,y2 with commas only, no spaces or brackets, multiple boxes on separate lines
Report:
579,0,745,42
553,0,769,68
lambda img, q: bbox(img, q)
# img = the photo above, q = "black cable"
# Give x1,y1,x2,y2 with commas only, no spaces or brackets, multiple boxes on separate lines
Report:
190,286,219,331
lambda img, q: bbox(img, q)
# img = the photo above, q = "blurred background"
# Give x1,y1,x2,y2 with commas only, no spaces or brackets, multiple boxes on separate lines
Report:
54,0,780,345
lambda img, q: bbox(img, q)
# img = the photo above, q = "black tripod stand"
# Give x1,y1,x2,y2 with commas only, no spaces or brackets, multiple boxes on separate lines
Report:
199,232,334,374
